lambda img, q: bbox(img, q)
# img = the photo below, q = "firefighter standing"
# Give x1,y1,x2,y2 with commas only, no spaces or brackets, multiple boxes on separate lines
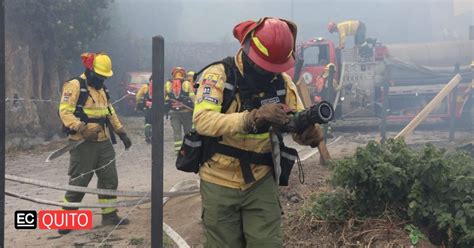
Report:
58,52,132,234
136,75,153,143
328,20,366,49
165,67,195,154
193,17,324,247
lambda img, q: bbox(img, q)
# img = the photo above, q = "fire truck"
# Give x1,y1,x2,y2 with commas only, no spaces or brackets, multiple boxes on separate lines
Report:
287,38,473,124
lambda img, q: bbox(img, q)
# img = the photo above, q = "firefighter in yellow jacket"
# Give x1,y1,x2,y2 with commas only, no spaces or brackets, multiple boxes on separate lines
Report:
136,75,153,143
193,17,324,247
165,67,194,154
328,20,366,49
58,52,132,234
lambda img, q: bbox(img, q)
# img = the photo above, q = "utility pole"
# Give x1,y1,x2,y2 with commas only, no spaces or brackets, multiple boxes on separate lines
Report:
151,36,165,248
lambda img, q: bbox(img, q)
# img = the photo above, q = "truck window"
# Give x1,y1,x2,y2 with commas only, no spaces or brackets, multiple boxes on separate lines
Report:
304,45,330,66
303,46,320,66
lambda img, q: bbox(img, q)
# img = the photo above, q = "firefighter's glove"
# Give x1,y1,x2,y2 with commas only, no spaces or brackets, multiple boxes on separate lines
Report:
244,103,290,133
293,124,324,148
117,132,132,150
81,126,101,141
76,121,87,134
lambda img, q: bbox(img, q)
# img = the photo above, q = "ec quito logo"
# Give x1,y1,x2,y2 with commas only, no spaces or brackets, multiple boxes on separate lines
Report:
15,210,93,230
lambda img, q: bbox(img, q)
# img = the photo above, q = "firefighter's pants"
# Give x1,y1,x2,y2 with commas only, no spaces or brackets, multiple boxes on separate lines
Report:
64,140,118,214
169,111,193,152
200,172,282,248
144,108,152,140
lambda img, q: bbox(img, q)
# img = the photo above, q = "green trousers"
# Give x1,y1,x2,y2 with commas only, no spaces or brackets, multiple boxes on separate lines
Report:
64,140,118,214
200,173,282,248
169,111,193,152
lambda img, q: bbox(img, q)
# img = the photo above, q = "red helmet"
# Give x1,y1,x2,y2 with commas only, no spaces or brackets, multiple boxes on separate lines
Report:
233,17,297,73
328,22,337,33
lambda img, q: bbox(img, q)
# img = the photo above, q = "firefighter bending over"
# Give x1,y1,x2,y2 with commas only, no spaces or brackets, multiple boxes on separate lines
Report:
328,20,366,49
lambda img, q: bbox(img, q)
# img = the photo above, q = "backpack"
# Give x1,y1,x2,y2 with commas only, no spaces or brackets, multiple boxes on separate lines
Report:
176,57,300,186
60,77,116,144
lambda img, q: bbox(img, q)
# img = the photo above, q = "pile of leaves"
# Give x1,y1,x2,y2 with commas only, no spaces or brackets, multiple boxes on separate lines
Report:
308,138,473,247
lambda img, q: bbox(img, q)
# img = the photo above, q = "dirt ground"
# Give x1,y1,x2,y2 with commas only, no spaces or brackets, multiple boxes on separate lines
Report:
4,115,472,247
5,116,200,247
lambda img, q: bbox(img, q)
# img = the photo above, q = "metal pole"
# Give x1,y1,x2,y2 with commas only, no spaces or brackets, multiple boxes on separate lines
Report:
151,36,164,248
449,63,460,142
381,66,390,144
0,0,5,246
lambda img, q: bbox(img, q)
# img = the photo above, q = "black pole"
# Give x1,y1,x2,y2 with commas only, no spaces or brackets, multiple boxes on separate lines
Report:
0,0,5,246
151,36,164,248
449,63,460,142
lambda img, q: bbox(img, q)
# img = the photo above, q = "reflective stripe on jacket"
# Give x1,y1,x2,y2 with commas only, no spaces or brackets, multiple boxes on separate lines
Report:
59,74,123,141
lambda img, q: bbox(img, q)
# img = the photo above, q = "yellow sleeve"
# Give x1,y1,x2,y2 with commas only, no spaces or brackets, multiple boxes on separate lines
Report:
338,29,346,48
164,81,171,101
182,80,195,97
58,80,83,131
193,65,248,137
107,104,124,131
136,84,148,105
282,73,305,112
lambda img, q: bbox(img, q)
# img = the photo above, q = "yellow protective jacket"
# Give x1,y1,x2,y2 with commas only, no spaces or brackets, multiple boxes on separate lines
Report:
135,83,149,106
193,50,304,190
59,74,123,141
164,79,195,112
337,20,360,48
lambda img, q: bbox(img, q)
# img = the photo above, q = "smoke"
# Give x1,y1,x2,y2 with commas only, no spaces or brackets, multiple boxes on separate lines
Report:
112,0,472,43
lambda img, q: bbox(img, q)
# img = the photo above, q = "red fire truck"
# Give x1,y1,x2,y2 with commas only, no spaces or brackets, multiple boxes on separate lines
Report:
287,38,473,124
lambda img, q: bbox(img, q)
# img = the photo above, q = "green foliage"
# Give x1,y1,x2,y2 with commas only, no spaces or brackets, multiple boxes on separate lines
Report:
405,224,426,245
310,138,474,247
7,0,113,66
308,190,354,222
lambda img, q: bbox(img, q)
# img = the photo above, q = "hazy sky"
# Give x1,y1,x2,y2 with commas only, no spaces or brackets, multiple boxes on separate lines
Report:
112,0,473,44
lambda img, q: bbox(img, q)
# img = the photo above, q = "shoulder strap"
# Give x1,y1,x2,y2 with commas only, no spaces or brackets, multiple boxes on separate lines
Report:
103,84,111,101
194,57,242,113
75,77,89,108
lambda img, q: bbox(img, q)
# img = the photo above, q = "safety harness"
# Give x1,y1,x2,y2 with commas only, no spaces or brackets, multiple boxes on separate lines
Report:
61,77,117,144
191,57,288,184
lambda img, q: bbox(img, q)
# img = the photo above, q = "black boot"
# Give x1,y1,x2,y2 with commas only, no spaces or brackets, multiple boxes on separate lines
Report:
58,229,71,235
102,211,130,226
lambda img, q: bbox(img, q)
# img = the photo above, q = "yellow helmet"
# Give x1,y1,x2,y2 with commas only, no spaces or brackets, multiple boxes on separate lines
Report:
93,53,113,77
471,61,474,68
186,70,195,76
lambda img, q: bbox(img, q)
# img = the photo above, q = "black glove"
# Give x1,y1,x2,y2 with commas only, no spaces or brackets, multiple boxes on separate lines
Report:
117,132,132,150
